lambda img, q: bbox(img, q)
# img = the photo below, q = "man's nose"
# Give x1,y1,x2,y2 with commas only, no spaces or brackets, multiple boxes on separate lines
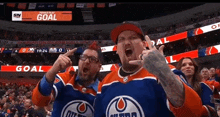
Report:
124,38,131,46
84,58,90,63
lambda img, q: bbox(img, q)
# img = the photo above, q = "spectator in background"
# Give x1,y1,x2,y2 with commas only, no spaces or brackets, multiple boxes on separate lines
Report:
176,57,202,95
0,102,10,117
21,98,34,117
176,57,218,115
33,105,46,117
210,67,220,82
201,67,211,81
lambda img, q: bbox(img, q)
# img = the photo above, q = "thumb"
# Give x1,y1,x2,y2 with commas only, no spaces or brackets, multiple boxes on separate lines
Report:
158,45,165,55
129,60,143,65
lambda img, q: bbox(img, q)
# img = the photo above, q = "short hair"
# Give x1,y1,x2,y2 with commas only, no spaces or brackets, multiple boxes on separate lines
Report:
200,67,209,74
85,41,103,63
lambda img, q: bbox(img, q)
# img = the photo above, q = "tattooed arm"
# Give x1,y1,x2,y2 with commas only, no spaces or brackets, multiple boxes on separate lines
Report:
130,35,212,117
143,50,184,107
129,35,184,107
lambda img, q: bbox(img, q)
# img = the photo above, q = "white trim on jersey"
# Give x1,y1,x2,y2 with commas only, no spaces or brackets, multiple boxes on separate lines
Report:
117,67,144,78
171,68,176,71
166,99,171,111
130,67,144,76
133,77,157,81
53,85,58,99
102,81,119,88
203,105,211,117
200,82,214,92
66,83,78,90
55,74,66,86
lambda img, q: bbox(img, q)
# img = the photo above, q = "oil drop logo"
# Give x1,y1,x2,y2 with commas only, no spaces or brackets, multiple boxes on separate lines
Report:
61,100,94,117
106,95,144,117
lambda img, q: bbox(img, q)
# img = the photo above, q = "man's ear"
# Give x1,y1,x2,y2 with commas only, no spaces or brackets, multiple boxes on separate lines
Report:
98,63,102,71
142,41,147,48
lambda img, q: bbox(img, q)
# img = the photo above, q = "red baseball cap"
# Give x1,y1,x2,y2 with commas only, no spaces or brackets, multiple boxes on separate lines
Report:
111,21,145,44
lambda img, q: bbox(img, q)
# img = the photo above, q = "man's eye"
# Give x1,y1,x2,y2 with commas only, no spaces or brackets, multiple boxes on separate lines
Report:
132,36,137,39
118,38,124,42
182,63,186,67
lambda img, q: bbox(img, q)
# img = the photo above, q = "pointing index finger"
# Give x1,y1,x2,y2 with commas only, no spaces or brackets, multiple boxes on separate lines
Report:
64,48,77,57
145,35,155,50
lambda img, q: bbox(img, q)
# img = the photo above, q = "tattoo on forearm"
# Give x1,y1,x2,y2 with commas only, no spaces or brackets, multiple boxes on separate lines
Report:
143,51,184,107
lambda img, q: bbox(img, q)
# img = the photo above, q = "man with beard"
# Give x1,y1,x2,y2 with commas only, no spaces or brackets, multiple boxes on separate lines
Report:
94,21,216,117
32,41,102,117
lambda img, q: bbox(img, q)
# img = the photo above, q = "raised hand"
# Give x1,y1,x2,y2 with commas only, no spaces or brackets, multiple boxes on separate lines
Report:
129,35,167,76
51,48,77,73
46,48,77,82
130,35,185,108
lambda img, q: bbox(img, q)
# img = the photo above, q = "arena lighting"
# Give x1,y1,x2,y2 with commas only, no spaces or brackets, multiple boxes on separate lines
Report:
100,21,220,53
5,21,220,53
1,44,220,73
2,19,220,72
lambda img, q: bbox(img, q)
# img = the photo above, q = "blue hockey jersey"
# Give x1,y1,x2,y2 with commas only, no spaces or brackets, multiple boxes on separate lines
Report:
32,71,99,117
94,65,215,117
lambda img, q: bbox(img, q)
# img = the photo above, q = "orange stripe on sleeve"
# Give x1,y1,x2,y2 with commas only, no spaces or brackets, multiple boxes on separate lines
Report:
32,82,53,107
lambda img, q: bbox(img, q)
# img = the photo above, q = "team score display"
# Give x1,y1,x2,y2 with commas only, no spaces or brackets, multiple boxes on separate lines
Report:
49,48,66,53
35,48,48,53
12,48,20,53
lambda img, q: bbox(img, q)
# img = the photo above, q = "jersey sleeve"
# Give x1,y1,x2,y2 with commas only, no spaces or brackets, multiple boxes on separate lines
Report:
170,68,219,117
32,71,73,107
32,81,53,107
167,81,218,117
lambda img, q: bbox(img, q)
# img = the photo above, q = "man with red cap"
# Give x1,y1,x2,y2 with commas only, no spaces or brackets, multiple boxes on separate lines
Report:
94,21,218,117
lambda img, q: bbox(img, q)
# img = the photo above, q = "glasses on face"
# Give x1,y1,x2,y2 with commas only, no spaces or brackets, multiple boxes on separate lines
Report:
79,54,99,63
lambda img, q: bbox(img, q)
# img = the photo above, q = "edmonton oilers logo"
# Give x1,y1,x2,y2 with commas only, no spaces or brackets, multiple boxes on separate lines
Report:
61,100,94,117
106,95,144,117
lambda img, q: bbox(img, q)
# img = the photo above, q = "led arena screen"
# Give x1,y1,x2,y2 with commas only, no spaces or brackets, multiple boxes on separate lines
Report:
12,11,72,21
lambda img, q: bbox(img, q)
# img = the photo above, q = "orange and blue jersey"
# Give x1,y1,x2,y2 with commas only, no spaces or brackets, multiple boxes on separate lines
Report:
172,70,216,110
94,64,217,117
32,70,99,117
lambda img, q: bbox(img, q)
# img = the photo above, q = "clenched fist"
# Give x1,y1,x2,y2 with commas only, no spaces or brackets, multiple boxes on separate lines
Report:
46,48,77,82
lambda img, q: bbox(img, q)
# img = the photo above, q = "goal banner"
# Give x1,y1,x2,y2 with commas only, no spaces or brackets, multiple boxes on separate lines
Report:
12,11,72,21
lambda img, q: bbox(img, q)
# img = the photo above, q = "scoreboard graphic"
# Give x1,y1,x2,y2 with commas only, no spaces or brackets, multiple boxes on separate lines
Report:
12,11,72,21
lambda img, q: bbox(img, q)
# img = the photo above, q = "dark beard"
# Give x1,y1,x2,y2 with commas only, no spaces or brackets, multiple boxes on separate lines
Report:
77,70,99,87
122,62,140,73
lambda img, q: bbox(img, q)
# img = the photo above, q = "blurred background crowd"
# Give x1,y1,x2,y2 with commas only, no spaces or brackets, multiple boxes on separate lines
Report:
1,2,220,117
